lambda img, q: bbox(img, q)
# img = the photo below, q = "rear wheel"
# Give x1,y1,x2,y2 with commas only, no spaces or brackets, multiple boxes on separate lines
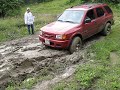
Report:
69,37,82,54
101,23,111,36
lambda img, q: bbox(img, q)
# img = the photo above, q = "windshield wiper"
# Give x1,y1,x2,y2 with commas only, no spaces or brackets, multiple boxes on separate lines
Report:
64,20,75,23
57,20,64,22
58,20,77,23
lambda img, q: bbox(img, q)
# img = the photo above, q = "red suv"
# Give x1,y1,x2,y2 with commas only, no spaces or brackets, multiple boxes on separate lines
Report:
39,3,114,53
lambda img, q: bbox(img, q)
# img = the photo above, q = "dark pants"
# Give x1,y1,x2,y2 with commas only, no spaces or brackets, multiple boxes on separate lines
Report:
27,24,34,34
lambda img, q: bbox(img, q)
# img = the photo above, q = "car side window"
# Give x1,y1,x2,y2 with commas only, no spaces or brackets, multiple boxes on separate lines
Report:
86,9,95,20
96,7,104,17
104,6,112,13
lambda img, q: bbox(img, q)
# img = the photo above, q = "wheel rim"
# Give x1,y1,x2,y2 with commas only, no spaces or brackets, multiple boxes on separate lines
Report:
70,37,82,53
75,41,80,51
107,25,111,34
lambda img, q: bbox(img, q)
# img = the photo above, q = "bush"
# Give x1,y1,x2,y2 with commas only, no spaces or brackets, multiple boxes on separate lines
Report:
0,0,22,17
23,0,53,4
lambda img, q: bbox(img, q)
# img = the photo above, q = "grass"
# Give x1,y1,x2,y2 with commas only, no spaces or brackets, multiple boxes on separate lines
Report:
0,14,56,42
0,0,73,42
53,64,108,90
6,75,53,90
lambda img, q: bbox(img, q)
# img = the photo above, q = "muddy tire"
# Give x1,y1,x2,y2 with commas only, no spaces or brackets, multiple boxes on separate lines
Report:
69,37,82,54
101,23,111,36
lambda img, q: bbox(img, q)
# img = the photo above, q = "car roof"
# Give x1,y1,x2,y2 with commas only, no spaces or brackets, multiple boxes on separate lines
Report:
67,3,107,11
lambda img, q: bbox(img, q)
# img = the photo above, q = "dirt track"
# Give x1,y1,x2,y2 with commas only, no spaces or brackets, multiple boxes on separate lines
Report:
0,33,103,90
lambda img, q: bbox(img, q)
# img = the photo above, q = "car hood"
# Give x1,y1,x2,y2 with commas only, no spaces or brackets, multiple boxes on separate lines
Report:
41,21,79,34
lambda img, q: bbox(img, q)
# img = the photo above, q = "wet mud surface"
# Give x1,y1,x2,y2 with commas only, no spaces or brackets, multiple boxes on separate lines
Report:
0,33,103,90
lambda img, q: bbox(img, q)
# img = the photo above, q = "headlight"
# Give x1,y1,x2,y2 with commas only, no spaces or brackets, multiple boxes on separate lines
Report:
40,31,43,35
56,34,67,40
56,35,62,39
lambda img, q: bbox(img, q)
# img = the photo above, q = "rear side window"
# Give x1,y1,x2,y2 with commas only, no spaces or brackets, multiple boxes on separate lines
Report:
96,7,104,17
104,6,112,13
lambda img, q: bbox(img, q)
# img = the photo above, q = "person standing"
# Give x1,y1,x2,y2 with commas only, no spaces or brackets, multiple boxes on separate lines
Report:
24,7,35,34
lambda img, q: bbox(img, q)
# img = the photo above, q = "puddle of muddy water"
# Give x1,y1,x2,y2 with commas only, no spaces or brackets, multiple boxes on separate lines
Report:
18,50,41,59
0,45,6,49
0,47,11,53
21,43,41,51
0,46,16,56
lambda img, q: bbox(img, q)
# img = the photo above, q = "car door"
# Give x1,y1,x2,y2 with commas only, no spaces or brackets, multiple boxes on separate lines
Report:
95,7,106,33
82,9,97,39
103,6,114,25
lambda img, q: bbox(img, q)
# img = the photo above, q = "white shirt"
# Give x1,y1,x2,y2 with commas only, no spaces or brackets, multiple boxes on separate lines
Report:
24,11,34,25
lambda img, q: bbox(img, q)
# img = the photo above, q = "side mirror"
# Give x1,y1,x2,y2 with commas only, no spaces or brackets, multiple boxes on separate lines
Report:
85,18,91,23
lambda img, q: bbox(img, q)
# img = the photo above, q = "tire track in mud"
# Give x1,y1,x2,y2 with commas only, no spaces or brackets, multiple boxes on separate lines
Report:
0,39,69,89
0,33,103,89
31,34,104,90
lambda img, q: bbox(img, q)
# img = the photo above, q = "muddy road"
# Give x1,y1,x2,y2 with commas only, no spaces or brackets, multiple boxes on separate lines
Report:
0,33,103,90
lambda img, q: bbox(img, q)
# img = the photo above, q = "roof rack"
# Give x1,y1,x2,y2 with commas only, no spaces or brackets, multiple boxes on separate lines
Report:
70,3,105,9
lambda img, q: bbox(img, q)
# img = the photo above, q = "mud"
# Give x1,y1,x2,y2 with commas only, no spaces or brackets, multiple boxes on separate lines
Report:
0,33,103,90
32,65,77,90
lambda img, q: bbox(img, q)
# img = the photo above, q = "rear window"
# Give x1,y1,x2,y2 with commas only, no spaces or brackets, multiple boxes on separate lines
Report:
104,6,112,13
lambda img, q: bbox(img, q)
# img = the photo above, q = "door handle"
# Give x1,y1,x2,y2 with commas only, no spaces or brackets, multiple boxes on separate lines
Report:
94,21,97,24
92,20,97,24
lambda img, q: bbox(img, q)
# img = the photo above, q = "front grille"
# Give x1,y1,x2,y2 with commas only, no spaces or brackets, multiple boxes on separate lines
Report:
43,32,55,39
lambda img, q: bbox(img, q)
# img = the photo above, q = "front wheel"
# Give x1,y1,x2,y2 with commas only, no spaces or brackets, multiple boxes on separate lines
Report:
69,37,82,54
101,23,111,36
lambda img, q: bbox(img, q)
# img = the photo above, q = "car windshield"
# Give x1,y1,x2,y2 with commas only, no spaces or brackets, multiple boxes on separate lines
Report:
58,10,84,24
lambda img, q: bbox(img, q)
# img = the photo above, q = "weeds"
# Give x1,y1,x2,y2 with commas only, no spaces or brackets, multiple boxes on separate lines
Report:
0,0,70,42
6,75,53,90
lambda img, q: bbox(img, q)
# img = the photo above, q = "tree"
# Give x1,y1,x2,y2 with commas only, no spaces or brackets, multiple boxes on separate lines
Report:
0,0,22,17
23,0,53,4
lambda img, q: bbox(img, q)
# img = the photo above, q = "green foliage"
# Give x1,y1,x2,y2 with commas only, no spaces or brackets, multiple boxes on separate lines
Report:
66,0,120,4
21,78,37,89
0,17,27,42
23,0,53,4
95,66,120,90
66,0,89,4
0,0,68,42
6,75,53,90
0,0,22,17
52,64,107,90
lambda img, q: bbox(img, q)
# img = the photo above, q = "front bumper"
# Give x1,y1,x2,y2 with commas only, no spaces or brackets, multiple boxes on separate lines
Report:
39,35,70,48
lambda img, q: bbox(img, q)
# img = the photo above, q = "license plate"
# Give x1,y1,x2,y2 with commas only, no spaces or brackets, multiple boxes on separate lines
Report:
45,39,50,45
